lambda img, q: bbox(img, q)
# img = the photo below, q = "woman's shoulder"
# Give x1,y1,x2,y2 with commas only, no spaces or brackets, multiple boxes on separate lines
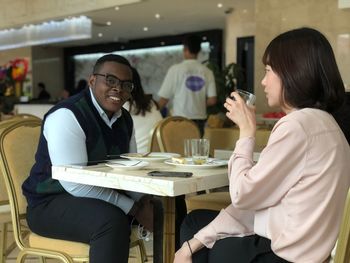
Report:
273,108,339,137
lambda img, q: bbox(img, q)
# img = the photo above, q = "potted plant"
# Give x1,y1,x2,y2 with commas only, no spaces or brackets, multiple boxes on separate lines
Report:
204,61,245,127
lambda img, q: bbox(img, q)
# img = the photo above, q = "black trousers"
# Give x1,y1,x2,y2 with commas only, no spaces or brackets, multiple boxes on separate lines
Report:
191,119,206,138
180,210,291,263
26,193,131,263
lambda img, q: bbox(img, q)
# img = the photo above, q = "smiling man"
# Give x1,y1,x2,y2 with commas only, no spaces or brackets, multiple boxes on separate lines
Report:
22,54,153,263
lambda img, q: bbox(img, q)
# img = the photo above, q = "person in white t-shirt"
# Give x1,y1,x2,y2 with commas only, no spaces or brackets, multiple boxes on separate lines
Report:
124,67,163,153
158,35,217,136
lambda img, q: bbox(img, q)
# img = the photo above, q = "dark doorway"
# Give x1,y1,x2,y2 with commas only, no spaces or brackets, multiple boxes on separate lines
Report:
237,36,254,94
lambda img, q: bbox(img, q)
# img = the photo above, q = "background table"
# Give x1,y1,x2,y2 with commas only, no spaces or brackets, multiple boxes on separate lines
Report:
52,162,229,263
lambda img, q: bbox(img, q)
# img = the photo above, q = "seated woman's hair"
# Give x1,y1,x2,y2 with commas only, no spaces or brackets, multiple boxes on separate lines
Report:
129,67,154,116
262,27,350,144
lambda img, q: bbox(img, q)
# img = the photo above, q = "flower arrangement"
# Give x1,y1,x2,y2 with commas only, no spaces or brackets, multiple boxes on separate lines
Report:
0,58,29,97
0,58,29,83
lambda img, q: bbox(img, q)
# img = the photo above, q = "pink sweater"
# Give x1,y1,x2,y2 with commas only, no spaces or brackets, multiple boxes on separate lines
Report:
194,108,350,262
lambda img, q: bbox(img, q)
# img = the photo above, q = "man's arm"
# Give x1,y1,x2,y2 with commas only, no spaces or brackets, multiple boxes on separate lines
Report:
44,109,137,214
207,96,217,106
158,97,169,110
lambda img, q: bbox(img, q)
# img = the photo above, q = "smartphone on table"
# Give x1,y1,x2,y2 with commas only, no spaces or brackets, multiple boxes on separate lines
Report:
147,171,193,178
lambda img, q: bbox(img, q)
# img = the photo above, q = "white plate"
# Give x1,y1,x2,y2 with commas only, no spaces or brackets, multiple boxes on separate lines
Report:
164,158,228,169
105,160,149,170
120,152,180,162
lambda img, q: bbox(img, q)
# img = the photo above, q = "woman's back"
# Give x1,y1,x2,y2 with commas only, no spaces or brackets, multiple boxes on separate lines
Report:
124,100,162,153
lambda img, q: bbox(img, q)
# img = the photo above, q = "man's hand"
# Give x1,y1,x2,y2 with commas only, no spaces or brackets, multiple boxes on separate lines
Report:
134,196,154,232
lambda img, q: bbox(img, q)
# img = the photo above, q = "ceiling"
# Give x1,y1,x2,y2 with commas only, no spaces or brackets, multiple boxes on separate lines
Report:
56,0,253,47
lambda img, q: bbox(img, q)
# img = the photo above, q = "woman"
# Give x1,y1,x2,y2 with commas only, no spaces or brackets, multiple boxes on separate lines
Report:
174,28,350,263
124,67,162,153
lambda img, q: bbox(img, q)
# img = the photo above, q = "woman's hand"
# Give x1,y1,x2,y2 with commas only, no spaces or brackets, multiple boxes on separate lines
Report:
173,238,204,263
173,243,192,263
224,91,256,138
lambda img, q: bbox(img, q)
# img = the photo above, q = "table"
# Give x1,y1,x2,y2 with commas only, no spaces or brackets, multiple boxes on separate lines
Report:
52,162,229,263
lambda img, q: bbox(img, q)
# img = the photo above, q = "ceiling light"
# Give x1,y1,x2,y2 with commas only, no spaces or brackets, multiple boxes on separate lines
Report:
115,6,120,10
106,21,112,26
98,33,103,37
217,3,223,8
143,27,149,31
155,13,161,19
0,16,91,51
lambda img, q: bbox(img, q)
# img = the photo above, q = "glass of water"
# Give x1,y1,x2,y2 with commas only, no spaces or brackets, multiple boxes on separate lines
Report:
236,89,256,106
191,139,210,165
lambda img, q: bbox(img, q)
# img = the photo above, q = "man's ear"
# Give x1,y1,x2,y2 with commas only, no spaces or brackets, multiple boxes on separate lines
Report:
88,75,95,87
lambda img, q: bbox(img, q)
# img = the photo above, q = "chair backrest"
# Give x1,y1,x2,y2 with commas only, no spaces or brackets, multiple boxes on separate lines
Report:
0,119,41,250
147,119,162,152
12,113,42,121
156,116,200,155
334,189,350,263
0,119,35,205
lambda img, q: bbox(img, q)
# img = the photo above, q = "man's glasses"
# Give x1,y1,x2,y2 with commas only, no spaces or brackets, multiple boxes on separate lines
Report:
94,73,134,93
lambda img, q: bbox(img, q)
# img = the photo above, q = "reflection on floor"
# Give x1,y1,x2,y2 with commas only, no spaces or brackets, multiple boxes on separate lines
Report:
3,230,154,263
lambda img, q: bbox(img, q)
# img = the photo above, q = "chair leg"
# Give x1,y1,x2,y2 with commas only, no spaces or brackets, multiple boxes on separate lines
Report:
139,240,148,262
0,223,5,263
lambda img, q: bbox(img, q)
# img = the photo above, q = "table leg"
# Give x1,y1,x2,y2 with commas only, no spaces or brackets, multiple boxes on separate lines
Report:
163,197,175,263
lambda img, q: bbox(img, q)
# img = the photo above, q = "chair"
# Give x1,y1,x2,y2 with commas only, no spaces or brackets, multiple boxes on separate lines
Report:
0,119,147,263
0,119,32,263
147,119,162,152
154,116,231,212
333,189,350,263
156,116,201,155
12,113,42,121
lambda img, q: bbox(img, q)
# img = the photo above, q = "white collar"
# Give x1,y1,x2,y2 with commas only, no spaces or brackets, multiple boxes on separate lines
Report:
89,88,121,127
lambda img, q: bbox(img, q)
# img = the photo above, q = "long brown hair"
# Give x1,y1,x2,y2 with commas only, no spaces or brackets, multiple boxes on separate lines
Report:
128,67,154,116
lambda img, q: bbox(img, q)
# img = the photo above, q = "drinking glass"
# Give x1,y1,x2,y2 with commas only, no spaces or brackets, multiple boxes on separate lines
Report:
183,139,192,157
191,139,210,165
236,89,256,106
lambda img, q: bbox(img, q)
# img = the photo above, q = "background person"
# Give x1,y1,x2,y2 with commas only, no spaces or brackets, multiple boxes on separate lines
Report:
174,27,350,263
124,67,162,153
158,34,217,137
22,54,154,263
37,82,51,100
71,79,88,96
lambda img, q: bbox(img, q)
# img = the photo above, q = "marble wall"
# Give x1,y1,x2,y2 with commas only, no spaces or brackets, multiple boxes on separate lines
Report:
0,0,142,29
226,0,350,113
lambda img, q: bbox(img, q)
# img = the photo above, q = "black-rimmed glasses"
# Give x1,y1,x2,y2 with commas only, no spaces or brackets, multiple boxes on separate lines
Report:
94,73,134,93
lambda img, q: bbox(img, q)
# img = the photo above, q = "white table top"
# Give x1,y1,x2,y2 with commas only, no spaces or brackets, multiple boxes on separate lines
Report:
52,162,229,197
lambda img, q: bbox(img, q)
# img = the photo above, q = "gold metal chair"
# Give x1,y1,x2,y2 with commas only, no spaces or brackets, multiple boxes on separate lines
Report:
156,116,200,155
333,189,350,263
0,119,32,263
154,116,231,212
0,119,147,263
147,119,162,152
12,113,42,121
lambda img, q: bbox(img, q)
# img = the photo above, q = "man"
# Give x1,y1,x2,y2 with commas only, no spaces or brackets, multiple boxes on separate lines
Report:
37,82,51,100
22,54,153,263
158,34,217,136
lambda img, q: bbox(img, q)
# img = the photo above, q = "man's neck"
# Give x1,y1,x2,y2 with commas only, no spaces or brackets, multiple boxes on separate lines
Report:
184,53,198,60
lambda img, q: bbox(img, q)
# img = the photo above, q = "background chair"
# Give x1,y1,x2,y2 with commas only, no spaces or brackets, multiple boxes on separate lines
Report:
156,116,201,155
0,119,147,263
154,116,231,212
147,119,162,152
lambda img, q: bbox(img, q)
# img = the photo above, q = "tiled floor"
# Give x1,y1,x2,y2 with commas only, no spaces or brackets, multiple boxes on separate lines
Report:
3,230,154,263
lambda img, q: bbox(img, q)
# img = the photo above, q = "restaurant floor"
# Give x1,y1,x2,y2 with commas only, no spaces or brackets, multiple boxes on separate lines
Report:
4,231,154,263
